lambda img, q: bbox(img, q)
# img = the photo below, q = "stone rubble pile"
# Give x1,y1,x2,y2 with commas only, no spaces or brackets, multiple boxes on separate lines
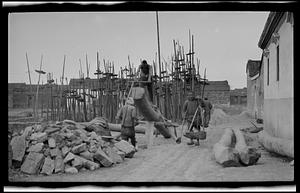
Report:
9,117,136,176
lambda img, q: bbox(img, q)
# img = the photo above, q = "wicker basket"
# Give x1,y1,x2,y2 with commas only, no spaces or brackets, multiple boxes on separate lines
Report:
183,131,206,140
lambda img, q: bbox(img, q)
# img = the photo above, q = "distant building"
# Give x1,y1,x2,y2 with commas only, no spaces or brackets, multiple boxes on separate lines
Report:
258,12,293,140
246,59,264,119
201,80,230,105
230,87,247,106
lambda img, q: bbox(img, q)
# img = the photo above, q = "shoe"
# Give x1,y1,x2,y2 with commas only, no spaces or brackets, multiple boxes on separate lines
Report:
187,141,194,145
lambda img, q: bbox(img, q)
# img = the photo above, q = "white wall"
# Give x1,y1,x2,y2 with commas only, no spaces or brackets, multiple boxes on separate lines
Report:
263,13,294,139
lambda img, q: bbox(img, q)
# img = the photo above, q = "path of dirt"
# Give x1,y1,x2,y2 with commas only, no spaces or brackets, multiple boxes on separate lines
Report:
10,112,294,182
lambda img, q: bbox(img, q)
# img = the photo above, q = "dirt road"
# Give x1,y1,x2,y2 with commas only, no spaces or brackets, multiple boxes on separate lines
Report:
10,113,294,182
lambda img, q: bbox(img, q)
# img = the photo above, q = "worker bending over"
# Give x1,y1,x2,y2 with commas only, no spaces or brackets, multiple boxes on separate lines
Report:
182,92,202,146
136,60,153,102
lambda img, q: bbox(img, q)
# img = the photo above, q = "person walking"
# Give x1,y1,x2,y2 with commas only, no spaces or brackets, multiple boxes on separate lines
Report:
115,97,138,149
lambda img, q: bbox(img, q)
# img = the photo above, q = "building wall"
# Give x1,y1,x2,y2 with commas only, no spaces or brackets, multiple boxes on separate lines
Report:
230,88,247,105
203,90,230,105
247,68,264,119
263,13,293,140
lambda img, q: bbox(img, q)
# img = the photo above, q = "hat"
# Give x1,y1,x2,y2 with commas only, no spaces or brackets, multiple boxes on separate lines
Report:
126,97,134,105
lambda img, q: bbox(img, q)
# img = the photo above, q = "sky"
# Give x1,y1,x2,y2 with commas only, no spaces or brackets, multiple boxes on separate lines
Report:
8,11,269,89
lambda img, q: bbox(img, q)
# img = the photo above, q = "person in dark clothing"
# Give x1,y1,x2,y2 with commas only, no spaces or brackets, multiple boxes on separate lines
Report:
136,60,153,102
202,97,213,128
115,97,138,147
182,92,202,146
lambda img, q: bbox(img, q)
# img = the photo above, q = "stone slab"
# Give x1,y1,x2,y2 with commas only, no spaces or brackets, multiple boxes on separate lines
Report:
21,152,45,174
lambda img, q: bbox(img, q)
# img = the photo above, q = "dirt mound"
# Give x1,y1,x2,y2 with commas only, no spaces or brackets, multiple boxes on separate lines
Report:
236,111,252,120
210,108,233,126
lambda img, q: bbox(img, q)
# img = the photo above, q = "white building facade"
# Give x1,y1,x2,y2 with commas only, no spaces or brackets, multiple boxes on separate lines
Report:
258,12,293,140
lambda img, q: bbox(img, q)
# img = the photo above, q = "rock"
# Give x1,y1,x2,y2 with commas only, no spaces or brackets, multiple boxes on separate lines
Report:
34,125,43,132
70,139,83,147
21,152,45,174
79,167,87,172
27,143,44,153
114,140,135,158
63,152,75,163
89,131,98,139
64,132,77,141
117,151,125,160
52,133,65,148
65,166,78,174
30,132,48,143
10,135,26,162
105,146,123,164
43,148,51,157
63,119,76,125
74,155,99,171
79,151,94,161
40,157,54,175
89,143,98,153
44,127,61,135
72,143,87,154
54,156,64,173
71,157,84,170
61,146,70,157
50,148,61,158
93,147,113,167
22,126,33,138
48,138,56,148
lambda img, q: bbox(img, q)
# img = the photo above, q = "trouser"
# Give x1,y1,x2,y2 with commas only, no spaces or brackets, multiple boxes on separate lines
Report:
121,126,136,147
203,112,211,128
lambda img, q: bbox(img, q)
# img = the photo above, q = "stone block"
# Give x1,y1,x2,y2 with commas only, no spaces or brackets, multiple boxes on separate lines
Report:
54,156,64,173
74,155,99,171
117,151,125,160
71,156,84,170
40,157,54,175
79,151,94,161
48,138,56,148
64,166,78,174
27,143,44,153
89,144,98,153
21,152,45,174
22,126,33,138
50,148,60,157
45,127,61,135
72,143,87,154
93,147,113,167
105,146,123,164
10,135,26,162
30,132,48,143
63,152,75,163
61,146,70,157
114,140,135,158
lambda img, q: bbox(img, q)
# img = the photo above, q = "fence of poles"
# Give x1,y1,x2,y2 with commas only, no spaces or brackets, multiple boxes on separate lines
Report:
29,32,208,123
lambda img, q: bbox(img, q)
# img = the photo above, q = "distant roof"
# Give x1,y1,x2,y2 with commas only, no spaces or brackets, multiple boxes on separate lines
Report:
230,88,247,96
246,60,261,78
258,12,285,49
204,80,230,91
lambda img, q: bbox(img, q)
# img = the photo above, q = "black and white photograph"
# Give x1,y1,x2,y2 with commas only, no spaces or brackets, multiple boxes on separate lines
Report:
5,1,295,192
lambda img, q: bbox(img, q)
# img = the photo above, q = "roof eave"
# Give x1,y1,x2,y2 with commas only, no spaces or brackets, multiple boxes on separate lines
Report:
258,12,285,50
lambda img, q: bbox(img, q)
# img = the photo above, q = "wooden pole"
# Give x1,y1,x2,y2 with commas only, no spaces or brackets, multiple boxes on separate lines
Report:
34,54,44,121
156,11,163,109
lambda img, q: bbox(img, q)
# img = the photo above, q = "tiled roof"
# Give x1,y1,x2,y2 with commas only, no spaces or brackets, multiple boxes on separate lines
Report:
246,60,261,78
